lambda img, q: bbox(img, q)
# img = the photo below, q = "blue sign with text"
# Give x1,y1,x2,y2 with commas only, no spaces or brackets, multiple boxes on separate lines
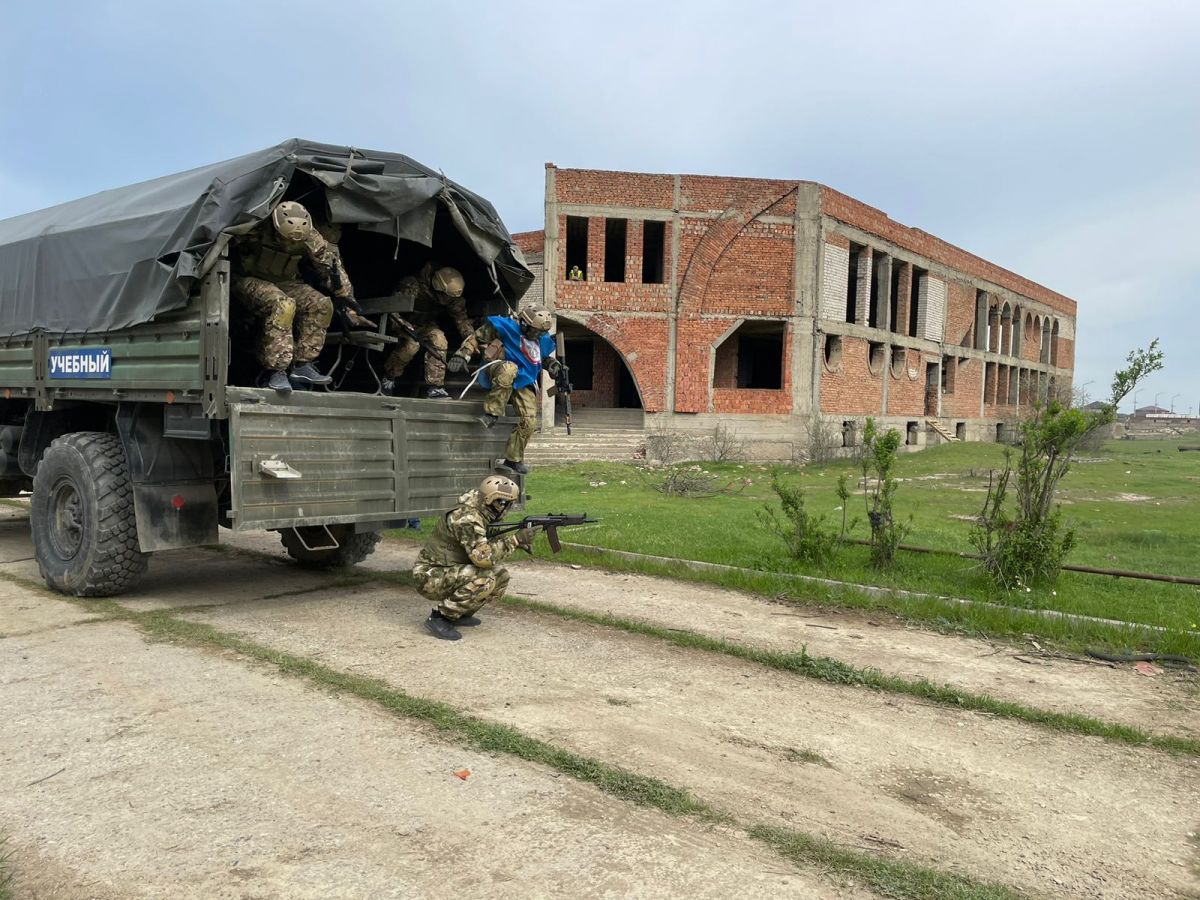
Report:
48,347,113,380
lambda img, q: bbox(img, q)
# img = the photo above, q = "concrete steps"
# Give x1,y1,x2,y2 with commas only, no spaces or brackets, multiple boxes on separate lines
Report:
525,425,646,465
926,417,960,443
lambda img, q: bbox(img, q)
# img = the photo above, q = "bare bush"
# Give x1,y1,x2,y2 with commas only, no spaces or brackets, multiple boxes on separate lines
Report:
703,423,749,462
806,417,842,466
643,422,690,466
652,464,750,498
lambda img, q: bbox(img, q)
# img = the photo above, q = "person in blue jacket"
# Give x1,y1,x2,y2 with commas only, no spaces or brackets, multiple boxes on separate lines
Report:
447,307,561,474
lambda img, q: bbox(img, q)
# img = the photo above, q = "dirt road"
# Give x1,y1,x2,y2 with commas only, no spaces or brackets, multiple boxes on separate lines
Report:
2,506,1198,898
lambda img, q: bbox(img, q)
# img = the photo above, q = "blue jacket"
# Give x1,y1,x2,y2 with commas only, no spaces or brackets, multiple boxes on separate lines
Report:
478,316,557,390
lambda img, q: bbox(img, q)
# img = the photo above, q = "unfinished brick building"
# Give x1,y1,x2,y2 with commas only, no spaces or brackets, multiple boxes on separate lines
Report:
514,165,1077,460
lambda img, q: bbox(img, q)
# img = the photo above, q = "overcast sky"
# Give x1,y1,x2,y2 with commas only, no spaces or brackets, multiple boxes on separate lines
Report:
1,0,1195,412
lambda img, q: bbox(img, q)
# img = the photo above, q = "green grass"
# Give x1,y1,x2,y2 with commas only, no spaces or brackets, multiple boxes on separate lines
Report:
31,590,1032,898
511,437,1200,657
501,595,1200,757
0,835,11,900
751,825,1026,900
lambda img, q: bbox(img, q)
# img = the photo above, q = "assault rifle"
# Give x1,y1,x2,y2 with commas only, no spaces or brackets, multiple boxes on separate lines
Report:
554,332,573,435
489,513,597,553
391,315,448,364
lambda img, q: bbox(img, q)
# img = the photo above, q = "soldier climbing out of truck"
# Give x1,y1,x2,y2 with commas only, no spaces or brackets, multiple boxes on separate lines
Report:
231,200,362,393
447,307,561,475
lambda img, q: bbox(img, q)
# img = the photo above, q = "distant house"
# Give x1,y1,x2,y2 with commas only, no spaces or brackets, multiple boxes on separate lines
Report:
1081,401,1109,413
1134,405,1171,417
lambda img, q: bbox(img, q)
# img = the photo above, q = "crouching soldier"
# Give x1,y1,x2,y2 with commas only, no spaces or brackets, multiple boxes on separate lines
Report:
447,307,561,474
383,264,474,399
413,475,536,641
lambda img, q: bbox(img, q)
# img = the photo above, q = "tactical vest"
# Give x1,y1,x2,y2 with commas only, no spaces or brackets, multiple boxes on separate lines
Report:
418,506,481,566
238,234,304,281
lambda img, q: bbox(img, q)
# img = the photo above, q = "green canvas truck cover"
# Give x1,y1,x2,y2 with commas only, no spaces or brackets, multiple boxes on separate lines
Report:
0,139,533,335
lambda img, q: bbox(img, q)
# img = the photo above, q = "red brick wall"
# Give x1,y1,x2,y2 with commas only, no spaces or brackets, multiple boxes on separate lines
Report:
941,357,982,418
945,281,975,348
821,337,883,415
703,221,794,316
557,168,675,208
713,388,790,414
820,187,1077,318
555,214,672,313
512,230,544,256
558,312,669,412
886,348,927,415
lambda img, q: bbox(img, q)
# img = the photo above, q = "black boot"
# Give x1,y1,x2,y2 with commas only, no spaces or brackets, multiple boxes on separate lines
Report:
455,613,482,627
477,413,498,428
260,369,293,393
503,459,529,475
425,386,450,399
290,362,332,385
424,609,462,641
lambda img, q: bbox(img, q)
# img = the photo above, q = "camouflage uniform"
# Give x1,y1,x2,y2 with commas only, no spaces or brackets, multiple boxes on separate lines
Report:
231,225,352,370
457,320,562,463
412,489,523,620
384,263,474,386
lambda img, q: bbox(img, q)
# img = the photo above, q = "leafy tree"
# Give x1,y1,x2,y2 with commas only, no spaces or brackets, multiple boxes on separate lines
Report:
973,341,1164,587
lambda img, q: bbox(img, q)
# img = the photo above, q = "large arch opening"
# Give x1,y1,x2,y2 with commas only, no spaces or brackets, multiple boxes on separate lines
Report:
556,319,644,421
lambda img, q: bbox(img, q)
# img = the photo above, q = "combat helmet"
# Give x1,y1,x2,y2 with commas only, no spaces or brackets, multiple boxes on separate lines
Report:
517,306,554,334
431,266,465,297
479,475,520,520
271,201,313,242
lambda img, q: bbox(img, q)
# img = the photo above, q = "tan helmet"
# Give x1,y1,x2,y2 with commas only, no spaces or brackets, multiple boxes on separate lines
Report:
430,266,465,297
518,306,554,333
271,201,313,242
479,475,519,518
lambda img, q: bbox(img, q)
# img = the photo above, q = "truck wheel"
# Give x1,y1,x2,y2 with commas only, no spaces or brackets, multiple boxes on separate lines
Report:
31,432,148,597
279,525,381,569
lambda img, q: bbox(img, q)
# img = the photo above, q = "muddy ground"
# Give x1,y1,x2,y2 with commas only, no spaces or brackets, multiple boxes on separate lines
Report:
2,505,1198,898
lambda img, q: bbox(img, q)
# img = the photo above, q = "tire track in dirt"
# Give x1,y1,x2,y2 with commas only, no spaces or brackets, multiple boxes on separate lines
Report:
176,582,1200,899
0,609,840,898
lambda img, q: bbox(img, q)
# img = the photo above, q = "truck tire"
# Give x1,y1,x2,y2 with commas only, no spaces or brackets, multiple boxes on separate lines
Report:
279,525,381,569
31,432,148,596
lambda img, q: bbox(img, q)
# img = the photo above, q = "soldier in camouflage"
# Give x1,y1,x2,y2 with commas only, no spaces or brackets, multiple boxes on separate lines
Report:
383,263,475,400
413,475,535,641
447,307,560,475
231,201,360,392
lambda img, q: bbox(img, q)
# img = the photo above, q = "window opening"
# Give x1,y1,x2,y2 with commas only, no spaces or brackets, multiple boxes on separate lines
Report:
564,339,594,391
909,266,926,338
868,341,885,375
906,421,919,445
823,334,843,370
842,420,858,448
890,346,906,378
955,422,966,441
641,220,665,284
889,263,903,333
714,321,785,390
604,218,627,283
845,243,864,323
869,250,886,329
565,216,588,280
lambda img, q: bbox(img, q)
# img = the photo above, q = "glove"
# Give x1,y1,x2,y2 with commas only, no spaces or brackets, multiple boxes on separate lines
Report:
447,355,468,374
336,294,364,315
514,526,538,550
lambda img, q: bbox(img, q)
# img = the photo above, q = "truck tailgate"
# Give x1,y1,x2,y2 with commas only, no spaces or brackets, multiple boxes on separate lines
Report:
226,388,512,531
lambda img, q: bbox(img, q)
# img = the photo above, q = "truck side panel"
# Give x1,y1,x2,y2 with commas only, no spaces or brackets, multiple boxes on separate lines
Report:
227,388,511,532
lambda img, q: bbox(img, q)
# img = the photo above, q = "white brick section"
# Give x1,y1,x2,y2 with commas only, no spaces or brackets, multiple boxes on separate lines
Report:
918,276,946,342
820,243,849,320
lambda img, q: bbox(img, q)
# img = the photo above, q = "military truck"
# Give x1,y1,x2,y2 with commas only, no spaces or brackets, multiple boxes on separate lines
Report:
0,140,532,596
